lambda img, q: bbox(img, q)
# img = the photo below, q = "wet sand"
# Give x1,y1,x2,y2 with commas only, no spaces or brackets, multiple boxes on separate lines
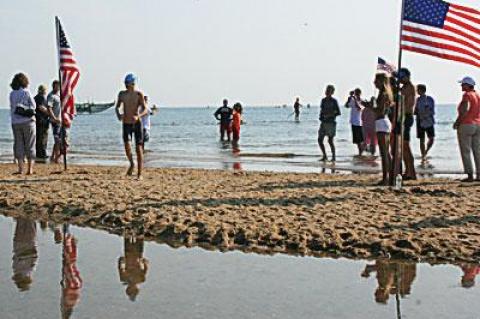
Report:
0,163,479,263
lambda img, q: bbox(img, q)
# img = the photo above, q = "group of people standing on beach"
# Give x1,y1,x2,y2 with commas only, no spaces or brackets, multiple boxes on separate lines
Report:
294,69,480,185
8,70,480,184
8,73,66,175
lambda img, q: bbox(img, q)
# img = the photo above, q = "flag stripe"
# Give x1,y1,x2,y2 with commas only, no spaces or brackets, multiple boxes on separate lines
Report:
402,34,480,61
449,8,480,25
450,3,480,16
402,44,480,67
446,16,480,35
403,25,480,53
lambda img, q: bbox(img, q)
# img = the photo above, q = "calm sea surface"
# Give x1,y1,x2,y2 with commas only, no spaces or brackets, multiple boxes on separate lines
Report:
0,105,462,174
0,215,478,319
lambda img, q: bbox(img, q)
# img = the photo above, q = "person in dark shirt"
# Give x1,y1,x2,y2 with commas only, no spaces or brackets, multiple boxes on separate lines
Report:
214,99,233,141
293,97,302,121
34,85,50,159
318,85,341,162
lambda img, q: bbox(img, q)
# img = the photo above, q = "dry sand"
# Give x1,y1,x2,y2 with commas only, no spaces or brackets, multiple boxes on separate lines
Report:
0,163,479,263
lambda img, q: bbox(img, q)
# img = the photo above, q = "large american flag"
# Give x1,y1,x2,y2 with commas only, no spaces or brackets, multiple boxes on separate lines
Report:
401,0,480,68
56,18,80,128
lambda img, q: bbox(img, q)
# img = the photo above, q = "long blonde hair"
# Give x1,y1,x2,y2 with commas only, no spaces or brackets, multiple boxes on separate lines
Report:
375,73,393,101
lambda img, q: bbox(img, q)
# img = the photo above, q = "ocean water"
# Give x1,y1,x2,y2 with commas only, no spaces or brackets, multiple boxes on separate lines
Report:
0,105,462,174
0,215,479,319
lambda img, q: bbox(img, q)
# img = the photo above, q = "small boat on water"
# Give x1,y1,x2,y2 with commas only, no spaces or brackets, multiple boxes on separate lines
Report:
75,101,115,114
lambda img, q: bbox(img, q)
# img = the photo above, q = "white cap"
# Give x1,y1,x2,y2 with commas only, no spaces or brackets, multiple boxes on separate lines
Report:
459,76,476,86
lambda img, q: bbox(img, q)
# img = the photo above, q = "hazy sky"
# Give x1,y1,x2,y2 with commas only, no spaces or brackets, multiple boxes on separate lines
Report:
1,0,479,107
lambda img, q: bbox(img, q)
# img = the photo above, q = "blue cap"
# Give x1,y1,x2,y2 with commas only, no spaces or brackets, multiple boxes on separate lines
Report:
395,68,411,79
124,73,137,85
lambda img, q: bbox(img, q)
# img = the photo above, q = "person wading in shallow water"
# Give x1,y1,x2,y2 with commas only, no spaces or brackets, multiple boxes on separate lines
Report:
115,73,148,180
214,99,233,142
293,97,302,121
318,85,341,162
415,84,436,162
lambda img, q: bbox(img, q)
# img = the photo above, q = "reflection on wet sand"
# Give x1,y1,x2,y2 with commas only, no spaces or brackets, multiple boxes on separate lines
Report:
4,217,480,318
461,264,480,288
12,218,38,292
361,260,417,304
118,230,149,301
61,225,83,319
232,143,243,173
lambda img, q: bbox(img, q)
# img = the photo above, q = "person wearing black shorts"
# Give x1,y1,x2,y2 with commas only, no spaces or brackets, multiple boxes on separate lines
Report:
415,84,435,161
346,88,365,156
115,73,148,179
123,121,144,147
398,68,417,180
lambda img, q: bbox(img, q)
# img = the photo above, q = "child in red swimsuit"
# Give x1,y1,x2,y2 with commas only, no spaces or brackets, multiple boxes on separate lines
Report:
232,103,243,142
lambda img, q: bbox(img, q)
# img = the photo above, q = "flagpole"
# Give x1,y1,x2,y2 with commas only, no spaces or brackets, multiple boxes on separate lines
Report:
55,16,68,171
390,0,406,186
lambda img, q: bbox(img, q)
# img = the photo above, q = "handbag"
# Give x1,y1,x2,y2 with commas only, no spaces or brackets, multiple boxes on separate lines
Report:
14,103,36,118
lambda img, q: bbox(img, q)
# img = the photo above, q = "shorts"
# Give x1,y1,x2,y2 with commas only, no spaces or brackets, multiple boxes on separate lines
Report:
318,122,336,139
417,124,435,139
403,114,414,142
220,122,232,135
52,123,61,144
123,122,144,146
375,118,392,133
351,125,364,144
143,128,150,143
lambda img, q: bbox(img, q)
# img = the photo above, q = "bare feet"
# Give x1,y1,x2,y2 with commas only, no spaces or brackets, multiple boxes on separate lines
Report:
320,156,327,162
136,175,143,181
126,165,134,176
12,171,22,175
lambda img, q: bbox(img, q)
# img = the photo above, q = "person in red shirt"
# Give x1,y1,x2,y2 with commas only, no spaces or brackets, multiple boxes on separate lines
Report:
232,103,243,144
454,76,480,182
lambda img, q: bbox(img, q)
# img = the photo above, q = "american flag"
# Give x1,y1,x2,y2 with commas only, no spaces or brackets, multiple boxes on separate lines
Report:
401,0,480,68
56,17,80,128
377,57,397,74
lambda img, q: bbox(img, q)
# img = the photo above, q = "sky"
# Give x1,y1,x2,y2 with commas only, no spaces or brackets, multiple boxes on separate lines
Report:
0,0,479,107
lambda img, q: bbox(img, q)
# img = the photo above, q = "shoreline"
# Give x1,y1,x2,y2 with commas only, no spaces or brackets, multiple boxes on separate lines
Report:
1,163,479,264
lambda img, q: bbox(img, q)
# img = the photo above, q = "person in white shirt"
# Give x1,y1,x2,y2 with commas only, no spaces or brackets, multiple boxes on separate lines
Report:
345,88,365,156
141,95,151,147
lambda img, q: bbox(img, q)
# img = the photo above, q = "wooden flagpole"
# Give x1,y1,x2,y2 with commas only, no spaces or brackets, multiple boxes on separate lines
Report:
55,16,68,171
390,0,406,186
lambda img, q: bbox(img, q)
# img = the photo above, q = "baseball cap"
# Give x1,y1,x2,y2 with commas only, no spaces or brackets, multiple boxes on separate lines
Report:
459,76,476,86
124,73,137,85
395,67,411,79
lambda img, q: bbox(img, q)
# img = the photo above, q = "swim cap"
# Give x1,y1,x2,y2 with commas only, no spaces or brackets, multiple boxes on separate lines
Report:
124,73,137,85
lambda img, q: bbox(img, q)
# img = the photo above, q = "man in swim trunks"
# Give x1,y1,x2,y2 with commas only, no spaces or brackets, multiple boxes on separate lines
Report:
115,73,148,179
318,85,341,162
398,68,417,180
214,99,233,141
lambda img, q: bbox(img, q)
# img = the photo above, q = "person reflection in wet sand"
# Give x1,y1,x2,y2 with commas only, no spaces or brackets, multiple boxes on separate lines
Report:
61,227,83,319
361,260,416,304
118,231,149,301
12,218,38,292
460,264,480,288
